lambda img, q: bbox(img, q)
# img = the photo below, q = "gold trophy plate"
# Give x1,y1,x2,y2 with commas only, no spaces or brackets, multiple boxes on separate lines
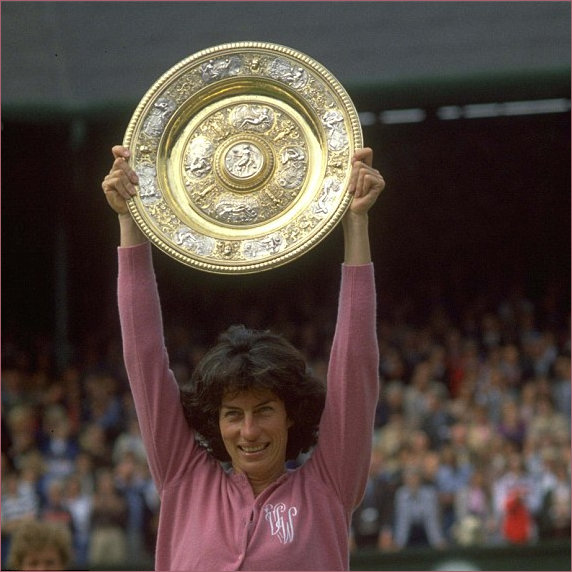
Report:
124,42,362,274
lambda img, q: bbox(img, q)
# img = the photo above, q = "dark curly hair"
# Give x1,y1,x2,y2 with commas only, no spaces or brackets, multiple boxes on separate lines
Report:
178,325,326,462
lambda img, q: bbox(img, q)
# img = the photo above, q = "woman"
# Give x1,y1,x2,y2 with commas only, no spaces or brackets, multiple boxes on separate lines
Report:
102,144,384,570
7,520,72,571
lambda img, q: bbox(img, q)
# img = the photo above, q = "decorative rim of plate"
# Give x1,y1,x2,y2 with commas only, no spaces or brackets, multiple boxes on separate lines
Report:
124,41,363,274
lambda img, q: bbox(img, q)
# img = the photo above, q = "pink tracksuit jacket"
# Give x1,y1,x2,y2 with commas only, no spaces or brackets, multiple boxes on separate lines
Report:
118,243,379,571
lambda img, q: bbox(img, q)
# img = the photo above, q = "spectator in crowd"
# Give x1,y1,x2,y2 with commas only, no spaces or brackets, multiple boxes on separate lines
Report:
551,355,571,420
535,452,571,540
447,423,472,468
88,468,128,569
403,361,447,427
7,520,73,571
78,423,112,471
501,488,534,545
542,460,571,538
518,380,538,426
374,378,405,428
1,471,39,568
83,372,124,442
113,451,152,563
466,403,495,457
427,344,449,385
63,473,92,568
41,479,74,533
350,449,397,552
453,468,494,546
55,364,84,436
393,466,447,550
477,367,508,426
527,394,569,444
499,344,524,389
17,450,46,511
448,338,480,399
72,451,96,496
434,443,472,542
4,405,39,470
522,331,558,379
497,399,527,449
374,409,409,461
1,361,29,409
112,417,148,466
419,386,454,450
38,406,79,490
492,451,539,544
407,429,432,466
379,351,407,389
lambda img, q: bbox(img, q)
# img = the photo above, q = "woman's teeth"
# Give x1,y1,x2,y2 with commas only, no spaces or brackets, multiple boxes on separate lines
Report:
240,444,267,453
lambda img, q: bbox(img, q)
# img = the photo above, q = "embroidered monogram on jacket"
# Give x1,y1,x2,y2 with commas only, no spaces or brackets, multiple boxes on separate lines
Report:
263,503,298,543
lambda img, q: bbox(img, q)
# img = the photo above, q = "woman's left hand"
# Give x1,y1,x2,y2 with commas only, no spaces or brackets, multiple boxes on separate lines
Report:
346,147,385,216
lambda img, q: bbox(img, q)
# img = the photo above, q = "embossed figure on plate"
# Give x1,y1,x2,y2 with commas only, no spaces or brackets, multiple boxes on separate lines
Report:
314,176,342,215
230,105,274,132
224,143,264,179
185,136,214,178
174,226,215,256
136,163,161,205
142,97,177,137
267,58,309,89
243,233,285,259
215,196,259,224
278,146,307,189
200,56,242,83
322,109,348,151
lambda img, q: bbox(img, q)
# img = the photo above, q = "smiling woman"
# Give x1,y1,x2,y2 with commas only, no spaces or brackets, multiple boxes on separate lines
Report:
179,325,325,465
219,388,293,495
102,144,384,570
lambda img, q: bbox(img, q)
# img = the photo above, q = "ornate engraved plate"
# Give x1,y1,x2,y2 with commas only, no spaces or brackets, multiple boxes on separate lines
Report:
124,42,363,274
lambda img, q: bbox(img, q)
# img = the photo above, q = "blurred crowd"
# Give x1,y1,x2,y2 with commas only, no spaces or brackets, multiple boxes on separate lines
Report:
2,276,570,569
350,280,571,553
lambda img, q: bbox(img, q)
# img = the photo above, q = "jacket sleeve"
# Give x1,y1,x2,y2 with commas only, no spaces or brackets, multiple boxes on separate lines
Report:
117,243,198,493
311,263,379,511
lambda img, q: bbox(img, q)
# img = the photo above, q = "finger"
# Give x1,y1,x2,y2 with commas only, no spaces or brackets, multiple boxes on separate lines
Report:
365,173,383,198
112,145,130,160
355,164,375,197
362,169,385,200
355,166,366,198
352,147,373,167
103,172,136,199
111,157,139,185
102,177,127,202
348,159,361,194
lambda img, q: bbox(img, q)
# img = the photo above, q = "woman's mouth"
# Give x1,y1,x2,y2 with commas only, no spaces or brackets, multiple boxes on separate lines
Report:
238,443,269,454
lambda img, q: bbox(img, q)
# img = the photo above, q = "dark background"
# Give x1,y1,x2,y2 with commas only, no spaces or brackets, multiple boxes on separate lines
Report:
2,1,570,362
2,104,569,344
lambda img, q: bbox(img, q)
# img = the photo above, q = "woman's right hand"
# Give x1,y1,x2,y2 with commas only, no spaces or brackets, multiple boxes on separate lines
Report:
102,145,148,246
101,145,139,215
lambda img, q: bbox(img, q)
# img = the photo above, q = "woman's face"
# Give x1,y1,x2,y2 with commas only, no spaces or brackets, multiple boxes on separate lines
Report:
219,388,292,494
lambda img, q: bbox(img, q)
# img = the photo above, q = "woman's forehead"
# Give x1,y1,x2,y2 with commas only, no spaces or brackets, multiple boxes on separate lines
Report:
221,387,279,408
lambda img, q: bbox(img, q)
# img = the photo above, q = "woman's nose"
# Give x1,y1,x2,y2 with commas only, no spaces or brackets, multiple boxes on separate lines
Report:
241,414,261,440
